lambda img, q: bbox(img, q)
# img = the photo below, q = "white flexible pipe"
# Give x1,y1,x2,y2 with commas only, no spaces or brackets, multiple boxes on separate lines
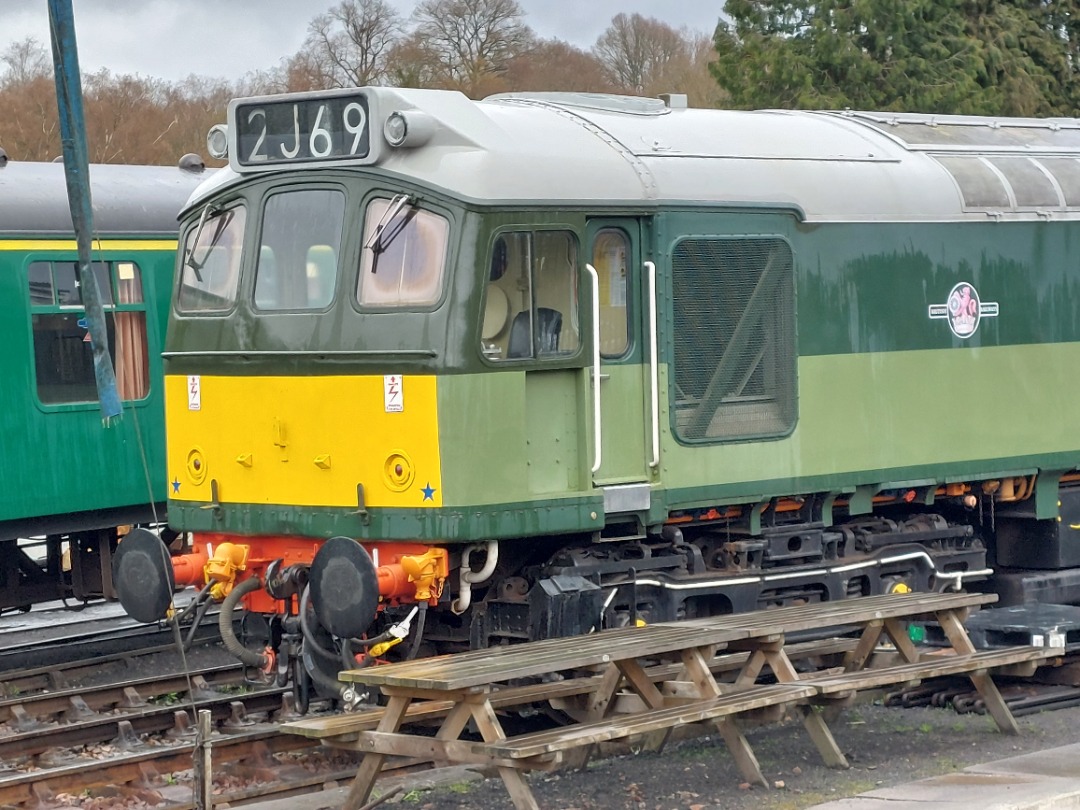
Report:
451,541,499,614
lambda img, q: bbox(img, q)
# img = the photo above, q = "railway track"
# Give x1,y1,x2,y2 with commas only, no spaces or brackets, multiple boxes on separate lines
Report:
0,655,368,809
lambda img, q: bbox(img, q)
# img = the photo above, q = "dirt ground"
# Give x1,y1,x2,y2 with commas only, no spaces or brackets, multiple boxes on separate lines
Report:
401,699,1080,810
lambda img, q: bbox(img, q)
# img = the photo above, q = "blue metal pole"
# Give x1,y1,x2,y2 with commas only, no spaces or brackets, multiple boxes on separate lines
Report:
47,0,122,422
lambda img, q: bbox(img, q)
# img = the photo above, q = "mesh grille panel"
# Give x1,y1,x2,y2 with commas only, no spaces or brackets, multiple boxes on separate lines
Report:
672,238,796,441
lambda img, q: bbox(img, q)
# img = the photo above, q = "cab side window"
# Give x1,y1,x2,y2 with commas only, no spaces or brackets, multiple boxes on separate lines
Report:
28,260,150,403
481,230,580,361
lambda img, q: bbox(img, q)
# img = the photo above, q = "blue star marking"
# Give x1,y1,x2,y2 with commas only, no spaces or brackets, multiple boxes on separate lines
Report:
171,478,181,494
421,482,436,501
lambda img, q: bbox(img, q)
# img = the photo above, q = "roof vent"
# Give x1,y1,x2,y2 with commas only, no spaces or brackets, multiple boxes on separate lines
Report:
178,153,206,173
659,93,688,110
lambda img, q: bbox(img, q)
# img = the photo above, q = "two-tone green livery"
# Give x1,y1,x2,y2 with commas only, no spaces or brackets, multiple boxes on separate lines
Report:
0,157,204,610
114,87,1080,689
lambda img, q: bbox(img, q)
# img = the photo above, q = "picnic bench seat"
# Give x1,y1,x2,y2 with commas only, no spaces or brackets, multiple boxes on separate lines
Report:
809,646,1055,697
470,682,816,761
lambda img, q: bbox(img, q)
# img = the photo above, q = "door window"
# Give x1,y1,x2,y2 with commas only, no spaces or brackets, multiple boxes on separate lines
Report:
592,229,630,357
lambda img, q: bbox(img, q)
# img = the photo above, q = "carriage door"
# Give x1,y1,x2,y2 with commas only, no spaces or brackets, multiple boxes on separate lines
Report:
587,220,657,505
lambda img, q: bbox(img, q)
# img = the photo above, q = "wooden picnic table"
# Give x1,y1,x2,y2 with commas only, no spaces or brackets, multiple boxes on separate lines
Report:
285,590,1063,810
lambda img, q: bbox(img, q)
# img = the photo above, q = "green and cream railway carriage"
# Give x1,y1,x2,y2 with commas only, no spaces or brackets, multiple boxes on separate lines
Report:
0,158,205,610
115,87,1080,678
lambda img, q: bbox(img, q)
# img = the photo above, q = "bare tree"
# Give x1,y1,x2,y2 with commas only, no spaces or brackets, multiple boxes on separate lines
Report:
503,39,617,94
593,13,689,94
384,32,445,90
412,0,533,97
641,31,728,108
301,0,403,88
1,37,50,88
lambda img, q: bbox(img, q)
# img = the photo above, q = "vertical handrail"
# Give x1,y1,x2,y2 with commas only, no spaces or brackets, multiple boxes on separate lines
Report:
585,263,602,473
646,261,660,469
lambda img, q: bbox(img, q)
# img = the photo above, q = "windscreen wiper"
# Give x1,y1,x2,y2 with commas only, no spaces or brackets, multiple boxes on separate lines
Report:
363,193,412,259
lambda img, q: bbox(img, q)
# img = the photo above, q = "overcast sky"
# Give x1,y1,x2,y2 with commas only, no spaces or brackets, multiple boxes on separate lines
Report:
2,1,725,83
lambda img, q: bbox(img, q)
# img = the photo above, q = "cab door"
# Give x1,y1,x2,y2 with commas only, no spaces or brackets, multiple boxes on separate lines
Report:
585,219,659,508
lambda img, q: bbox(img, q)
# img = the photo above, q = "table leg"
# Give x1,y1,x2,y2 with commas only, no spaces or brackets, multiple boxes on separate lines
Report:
617,658,667,709
469,697,541,810
585,662,626,718
882,618,920,664
844,620,884,671
764,642,850,769
342,694,411,810
716,719,769,787
937,609,1020,735
734,649,767,687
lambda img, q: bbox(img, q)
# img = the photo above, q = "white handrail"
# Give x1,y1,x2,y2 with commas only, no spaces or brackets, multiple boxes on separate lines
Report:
585,263,602,473
646,261,660,469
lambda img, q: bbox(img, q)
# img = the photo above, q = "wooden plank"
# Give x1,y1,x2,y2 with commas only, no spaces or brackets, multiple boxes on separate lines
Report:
674,592,997,637
476,683,815,760
810,647,1055,695
340,623,751,691
351,729,528,767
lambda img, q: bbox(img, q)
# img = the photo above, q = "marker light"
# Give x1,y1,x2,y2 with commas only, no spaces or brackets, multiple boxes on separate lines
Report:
383,111,436,148
206,124,229,159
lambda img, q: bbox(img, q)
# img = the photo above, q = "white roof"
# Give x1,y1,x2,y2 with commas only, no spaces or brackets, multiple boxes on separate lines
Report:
188,89,1080,222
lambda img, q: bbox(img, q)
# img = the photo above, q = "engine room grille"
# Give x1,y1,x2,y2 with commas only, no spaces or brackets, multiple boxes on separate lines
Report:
671,237,796,442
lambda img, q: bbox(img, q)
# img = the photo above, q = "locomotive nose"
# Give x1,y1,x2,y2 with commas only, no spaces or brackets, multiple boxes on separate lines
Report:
309,536,380,639
112,528,175,623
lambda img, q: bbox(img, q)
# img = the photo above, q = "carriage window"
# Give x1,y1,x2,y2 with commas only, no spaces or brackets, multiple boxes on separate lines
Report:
481,230,580,361
255,189,344,310
358,198,448,307
178,204,246,312
671,237,796,442
592,230,630,357
28,260,150,403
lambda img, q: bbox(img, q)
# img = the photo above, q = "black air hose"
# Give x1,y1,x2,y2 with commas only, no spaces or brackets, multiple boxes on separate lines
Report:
301,645,350,697
300,584,344,665
219,578,270,669
406,602,428,660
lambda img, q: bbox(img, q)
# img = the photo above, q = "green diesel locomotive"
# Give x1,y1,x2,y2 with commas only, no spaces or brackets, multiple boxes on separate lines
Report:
0,155,205,610
114,88,1080,690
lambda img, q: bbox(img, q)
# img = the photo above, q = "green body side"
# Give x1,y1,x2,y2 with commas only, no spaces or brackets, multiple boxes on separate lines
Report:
0,241,174,529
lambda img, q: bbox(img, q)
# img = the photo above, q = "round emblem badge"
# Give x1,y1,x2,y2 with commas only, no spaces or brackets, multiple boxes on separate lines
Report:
946,282,980,338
